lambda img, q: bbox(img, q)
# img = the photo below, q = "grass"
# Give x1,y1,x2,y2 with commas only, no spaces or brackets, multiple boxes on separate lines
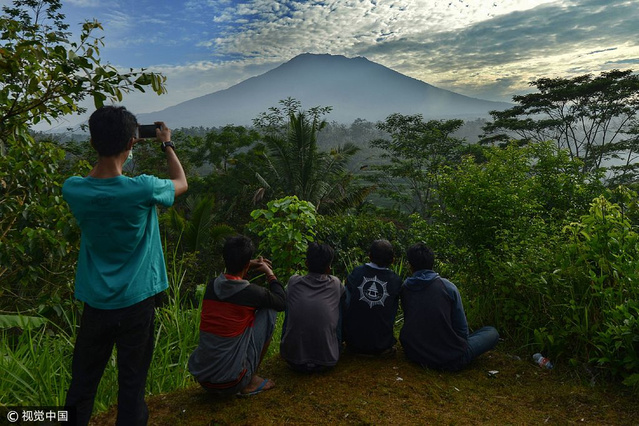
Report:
0,302,201,411
0,310,77,407
91,347,639,425
3,249,637,424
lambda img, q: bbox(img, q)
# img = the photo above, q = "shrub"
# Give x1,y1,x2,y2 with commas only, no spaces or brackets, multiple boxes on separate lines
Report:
248,196,317,279
537,189,639,382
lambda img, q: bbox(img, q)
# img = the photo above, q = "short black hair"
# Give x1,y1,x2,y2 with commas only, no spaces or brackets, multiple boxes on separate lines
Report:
406,243,435,271
369,239,394,268
89,105,138,157
306,242,334,274
223,235,255,275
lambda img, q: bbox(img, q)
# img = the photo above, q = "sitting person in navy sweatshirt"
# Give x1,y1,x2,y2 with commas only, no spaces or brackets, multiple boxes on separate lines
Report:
280,243,345,372
343,239,402,356
400,243,499,371
188,235,286,396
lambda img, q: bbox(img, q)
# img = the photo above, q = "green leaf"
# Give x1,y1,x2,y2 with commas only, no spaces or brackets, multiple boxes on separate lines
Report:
0,315,47,330
622,374,639,387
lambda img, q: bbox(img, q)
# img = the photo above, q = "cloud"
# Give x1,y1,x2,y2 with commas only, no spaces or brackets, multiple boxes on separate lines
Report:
114,58,282,114
201,0,558,62
103,10,133,31
585,48,618,56
605,57,639,66
356,0,639,100
65,0,102,7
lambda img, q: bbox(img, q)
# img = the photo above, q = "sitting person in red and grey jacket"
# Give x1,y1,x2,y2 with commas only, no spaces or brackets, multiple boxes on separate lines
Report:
188,235,286,396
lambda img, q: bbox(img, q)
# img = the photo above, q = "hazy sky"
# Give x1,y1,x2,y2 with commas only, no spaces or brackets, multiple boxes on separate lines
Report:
5,0,639,121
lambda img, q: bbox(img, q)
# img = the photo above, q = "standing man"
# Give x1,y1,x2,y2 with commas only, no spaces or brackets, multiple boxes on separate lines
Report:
343,240,402,356
400,243,499,371
63,106,188,425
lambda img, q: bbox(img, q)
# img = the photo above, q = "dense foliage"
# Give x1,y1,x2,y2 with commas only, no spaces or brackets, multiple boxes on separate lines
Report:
248,196,318,278
0,0,166,141
252,98,367,213
482,69,639,184
368,114,465,217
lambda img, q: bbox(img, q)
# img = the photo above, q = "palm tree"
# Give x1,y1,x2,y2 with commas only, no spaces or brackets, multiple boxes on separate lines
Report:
253,99,370,213
166,195,234,253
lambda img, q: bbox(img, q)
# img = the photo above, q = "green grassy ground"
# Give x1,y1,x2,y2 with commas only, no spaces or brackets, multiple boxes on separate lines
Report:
92,348,639,425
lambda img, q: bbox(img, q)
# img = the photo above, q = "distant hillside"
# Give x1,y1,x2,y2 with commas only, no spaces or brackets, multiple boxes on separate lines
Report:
138,53,511,128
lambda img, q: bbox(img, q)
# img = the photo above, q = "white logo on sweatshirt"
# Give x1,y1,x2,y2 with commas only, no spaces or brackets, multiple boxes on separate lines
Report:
358,276,388,308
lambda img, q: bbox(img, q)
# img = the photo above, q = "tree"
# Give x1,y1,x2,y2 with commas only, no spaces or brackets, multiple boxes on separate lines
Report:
188,125,261,173
434,141,603,296
162,195,234,287
482,70,639,181
367,113,465,217
0,0,166,144
178,126,268,227
253,98,367,213
165,196,234,254
0,0,166,310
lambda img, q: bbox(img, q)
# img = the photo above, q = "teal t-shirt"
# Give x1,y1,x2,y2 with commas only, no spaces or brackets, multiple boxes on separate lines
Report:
62,174,175,309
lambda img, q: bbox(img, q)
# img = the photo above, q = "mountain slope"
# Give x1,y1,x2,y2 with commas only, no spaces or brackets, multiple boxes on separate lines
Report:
139,53,511,127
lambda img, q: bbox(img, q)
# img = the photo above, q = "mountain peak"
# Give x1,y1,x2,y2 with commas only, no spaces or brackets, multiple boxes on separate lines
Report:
289,52,358,61
139,54,510,127
276,53,372,71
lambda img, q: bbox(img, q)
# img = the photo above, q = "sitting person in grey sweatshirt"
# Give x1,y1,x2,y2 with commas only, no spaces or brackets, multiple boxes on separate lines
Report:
280,243,345,372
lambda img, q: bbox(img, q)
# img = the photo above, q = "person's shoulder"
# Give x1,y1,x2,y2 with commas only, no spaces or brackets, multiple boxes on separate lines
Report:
62,176,90,199
62,175,85,188
287,274,303,285
326,275,344,293
129,174,174,195
438,276,461,296
328,274,342,285
382,269,403,292
350,264,367,274
64,175,84,183
438,276,456,286
129,174,161,185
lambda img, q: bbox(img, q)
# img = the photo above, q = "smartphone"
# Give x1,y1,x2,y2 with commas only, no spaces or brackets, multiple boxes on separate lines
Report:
138,124,161,139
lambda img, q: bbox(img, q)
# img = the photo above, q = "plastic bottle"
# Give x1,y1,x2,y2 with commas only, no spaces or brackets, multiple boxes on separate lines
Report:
532,353,554,369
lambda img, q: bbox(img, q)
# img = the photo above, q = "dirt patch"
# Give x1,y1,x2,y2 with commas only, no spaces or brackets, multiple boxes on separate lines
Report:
91,349,638,425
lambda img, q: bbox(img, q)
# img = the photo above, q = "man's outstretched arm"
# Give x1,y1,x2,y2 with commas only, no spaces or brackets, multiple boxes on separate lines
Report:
156,122,188,196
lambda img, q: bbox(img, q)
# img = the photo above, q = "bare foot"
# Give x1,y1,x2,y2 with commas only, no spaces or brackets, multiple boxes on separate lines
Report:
239,375,275,396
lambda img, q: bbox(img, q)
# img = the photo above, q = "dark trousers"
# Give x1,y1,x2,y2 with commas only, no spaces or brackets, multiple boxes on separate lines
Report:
448,326,500,371
65,297,155,426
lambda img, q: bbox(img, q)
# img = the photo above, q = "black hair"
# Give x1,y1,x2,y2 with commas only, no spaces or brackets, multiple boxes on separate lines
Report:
369,239,394,268
406,243,435,271
88,105,138,157
306,242,334,274
223,235,255,274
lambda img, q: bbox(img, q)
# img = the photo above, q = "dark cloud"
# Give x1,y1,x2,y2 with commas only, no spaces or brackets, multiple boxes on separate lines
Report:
606,58,639,65
357,0,637,99
373,0,635,68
